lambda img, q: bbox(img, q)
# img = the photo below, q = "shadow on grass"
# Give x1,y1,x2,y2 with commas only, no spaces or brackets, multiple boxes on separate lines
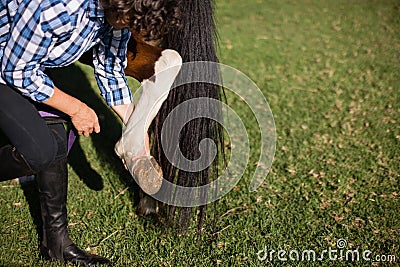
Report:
46,64,140,198
15,64,141,249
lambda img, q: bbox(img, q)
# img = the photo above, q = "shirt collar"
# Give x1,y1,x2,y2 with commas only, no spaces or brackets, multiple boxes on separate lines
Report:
88,0,105,18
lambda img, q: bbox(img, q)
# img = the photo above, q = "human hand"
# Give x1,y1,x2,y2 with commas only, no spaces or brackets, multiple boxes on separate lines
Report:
111,103,134,125
43,86,100,137
70,102,101,137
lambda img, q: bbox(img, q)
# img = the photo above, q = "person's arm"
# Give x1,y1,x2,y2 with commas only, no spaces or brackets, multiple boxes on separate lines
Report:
111,103,134,125
93,26,133,108
44,87,100,137
1,0,99,137
1,0,68,102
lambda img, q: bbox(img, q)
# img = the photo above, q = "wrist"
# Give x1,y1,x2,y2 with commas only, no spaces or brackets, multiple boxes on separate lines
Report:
44,86,84,117
112,103,134,125
68,99,84,117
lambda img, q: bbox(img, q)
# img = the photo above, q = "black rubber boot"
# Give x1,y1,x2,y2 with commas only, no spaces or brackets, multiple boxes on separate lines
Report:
0,144,35,181
37,157,112,266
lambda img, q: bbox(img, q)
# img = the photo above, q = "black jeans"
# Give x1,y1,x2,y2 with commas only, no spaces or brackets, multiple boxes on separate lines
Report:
0,84,68,173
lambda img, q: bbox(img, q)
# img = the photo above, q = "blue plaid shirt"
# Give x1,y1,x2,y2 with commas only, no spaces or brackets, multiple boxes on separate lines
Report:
0,0,132,106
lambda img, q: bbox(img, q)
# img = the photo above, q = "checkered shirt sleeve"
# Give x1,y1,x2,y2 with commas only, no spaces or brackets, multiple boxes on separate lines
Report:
1,0,71,102
93,28,133,106
1,0,133,106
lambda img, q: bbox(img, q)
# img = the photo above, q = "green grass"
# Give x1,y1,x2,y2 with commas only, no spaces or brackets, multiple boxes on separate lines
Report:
1,0,399,266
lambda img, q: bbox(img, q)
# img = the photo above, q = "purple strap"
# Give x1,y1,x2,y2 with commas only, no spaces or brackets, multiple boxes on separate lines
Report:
67,130,76,153
38,110,76,153
38,110,67,118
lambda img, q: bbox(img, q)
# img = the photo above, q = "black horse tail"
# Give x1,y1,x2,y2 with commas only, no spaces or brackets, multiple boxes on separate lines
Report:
151,0,225,232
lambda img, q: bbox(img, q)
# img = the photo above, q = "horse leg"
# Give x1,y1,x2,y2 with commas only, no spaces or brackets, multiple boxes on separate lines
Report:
78,35,181,206
78,34,163,82
114,34,182,196
124,35,163,82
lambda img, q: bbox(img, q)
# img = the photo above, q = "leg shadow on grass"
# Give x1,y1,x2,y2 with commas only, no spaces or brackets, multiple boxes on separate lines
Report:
17,64,141,257
46,64,140,201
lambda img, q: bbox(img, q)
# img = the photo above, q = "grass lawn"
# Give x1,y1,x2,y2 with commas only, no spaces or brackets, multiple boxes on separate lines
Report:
1,0,399,266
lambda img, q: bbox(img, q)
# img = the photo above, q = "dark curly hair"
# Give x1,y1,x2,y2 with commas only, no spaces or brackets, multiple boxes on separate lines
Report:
101,0,181,40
